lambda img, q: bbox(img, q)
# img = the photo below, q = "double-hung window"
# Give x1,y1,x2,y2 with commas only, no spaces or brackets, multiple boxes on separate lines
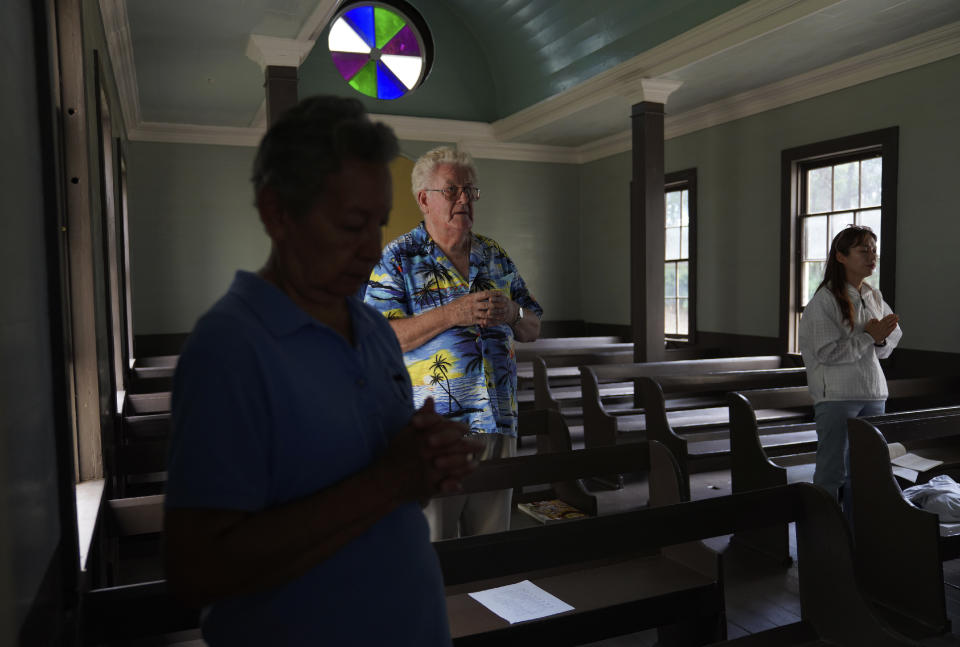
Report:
781,128,898,350
665,169,697,343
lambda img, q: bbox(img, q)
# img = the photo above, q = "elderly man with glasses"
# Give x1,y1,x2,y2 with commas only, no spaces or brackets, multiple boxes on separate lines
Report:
365,146,542,540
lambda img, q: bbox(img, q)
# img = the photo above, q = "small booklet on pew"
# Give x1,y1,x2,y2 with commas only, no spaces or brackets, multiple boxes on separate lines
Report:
888,442,944,483
517,499,588,524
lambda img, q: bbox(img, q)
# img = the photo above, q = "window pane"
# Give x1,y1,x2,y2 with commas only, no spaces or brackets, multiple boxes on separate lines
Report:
833,161,859,211
803,215,828,260
807,167,832,213
802,261,825,307
666,191,682,227
860,157,882,208
831,213,855,245
681,190,689,226
666,227,681,260
665,299,677,335
860,209,881,253
664,262,677,297
680,225,689,259
678,298,689,335
864,262,880,290
677,261,689,298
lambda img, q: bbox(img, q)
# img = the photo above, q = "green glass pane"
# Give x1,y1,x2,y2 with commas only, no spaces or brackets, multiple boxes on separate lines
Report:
678,261,689,298
680,225,688,259
678,299,689,336
375,7,406,49
681,190,689,226
348,60,378,98
664,262,677,298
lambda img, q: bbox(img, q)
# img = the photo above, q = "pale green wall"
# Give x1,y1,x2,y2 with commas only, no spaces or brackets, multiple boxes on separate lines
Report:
127,142,580,334
127,142,268,335
580,54,960,353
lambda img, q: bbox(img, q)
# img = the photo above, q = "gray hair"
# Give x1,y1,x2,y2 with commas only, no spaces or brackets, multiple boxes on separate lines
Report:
410,146,477,199
252,95,399,218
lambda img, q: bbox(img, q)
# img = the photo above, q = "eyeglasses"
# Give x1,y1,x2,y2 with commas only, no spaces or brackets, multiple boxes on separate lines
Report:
424,185,481,202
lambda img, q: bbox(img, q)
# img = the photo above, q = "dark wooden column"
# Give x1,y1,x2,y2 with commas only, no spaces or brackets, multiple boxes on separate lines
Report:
265,65,298,126
630,101,666,363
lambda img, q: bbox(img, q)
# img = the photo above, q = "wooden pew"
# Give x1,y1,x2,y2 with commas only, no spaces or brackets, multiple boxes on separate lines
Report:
439,481,917,647
580,355,800,452
636,368,808,497
727,377,960,565
81,456,921,646
82,495,199,646
82,436,713,645
531,354,633,414
848,411,960,638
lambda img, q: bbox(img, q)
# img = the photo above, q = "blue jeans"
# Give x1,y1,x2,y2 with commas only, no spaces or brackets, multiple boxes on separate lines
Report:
813,400,886,503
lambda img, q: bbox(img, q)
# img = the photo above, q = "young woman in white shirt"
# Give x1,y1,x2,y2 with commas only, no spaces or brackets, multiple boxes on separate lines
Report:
798,225,902,504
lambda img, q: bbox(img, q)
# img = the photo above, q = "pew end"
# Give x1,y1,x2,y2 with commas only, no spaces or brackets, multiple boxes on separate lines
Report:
848,417,952,638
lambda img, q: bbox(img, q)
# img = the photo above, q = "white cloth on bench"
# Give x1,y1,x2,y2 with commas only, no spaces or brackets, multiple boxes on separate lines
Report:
903,475,960,522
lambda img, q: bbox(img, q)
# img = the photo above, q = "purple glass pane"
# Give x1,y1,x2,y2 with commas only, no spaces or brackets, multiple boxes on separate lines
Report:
331,51,370,81
343,6,375,48
377,61,407,100
381,25,420,57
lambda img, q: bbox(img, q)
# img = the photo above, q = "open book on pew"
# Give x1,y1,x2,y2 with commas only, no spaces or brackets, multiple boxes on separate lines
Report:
517,499,588,524
888,442,944,483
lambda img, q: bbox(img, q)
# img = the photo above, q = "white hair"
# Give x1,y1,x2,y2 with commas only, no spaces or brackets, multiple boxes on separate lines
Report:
410,146,477,199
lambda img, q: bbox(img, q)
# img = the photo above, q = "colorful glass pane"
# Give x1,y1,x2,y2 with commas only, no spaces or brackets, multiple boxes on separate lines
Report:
329,2,428,100
381,24,420,56
348,60,378,97
374,7,406,49
343,6,376,48
381,54,422,89
377,61,407,100
331,51,370,81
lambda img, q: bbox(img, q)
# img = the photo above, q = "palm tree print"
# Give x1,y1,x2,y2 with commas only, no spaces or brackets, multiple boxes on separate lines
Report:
429,352,462,412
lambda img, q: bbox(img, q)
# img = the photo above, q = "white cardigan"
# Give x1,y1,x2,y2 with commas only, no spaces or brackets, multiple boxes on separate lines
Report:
798,283,902,404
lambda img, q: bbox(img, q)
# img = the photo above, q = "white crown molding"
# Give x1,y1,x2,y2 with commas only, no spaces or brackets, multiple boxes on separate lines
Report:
297,0,341,41
98,0,142,131
128,122,265,147
621,78,684,106
491,0,843,141
369,113,493,142
458,140,581,164
664,20,960,142
246,35,315,70
576,130,632,164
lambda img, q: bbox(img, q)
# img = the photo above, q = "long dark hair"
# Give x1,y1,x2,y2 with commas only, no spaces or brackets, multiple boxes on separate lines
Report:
817,225,877,330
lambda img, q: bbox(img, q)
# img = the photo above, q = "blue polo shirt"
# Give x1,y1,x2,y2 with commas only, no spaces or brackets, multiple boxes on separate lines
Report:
166,270,451,646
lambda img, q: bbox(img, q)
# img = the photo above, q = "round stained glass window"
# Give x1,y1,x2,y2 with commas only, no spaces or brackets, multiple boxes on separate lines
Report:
328,1,432,100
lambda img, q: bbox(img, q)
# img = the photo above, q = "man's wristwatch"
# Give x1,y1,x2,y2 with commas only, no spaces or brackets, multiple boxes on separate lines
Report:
513,305,524,325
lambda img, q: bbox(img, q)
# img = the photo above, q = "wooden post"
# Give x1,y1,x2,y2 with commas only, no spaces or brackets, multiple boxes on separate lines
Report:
265,65,299,126
626,79,681,363
630,101,666,363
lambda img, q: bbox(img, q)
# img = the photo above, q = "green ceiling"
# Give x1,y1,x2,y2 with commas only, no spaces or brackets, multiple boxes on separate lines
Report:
299,0,751,122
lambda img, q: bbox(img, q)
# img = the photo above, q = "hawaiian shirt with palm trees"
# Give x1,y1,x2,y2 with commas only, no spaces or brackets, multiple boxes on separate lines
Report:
364,222,542,436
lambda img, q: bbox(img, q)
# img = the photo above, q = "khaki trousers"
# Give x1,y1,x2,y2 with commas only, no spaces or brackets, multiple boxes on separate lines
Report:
423,433,517,541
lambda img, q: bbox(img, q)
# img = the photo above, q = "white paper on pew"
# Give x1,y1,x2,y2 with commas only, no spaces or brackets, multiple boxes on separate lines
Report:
892,453,943,472
468,580,574,624
892,466,919,483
